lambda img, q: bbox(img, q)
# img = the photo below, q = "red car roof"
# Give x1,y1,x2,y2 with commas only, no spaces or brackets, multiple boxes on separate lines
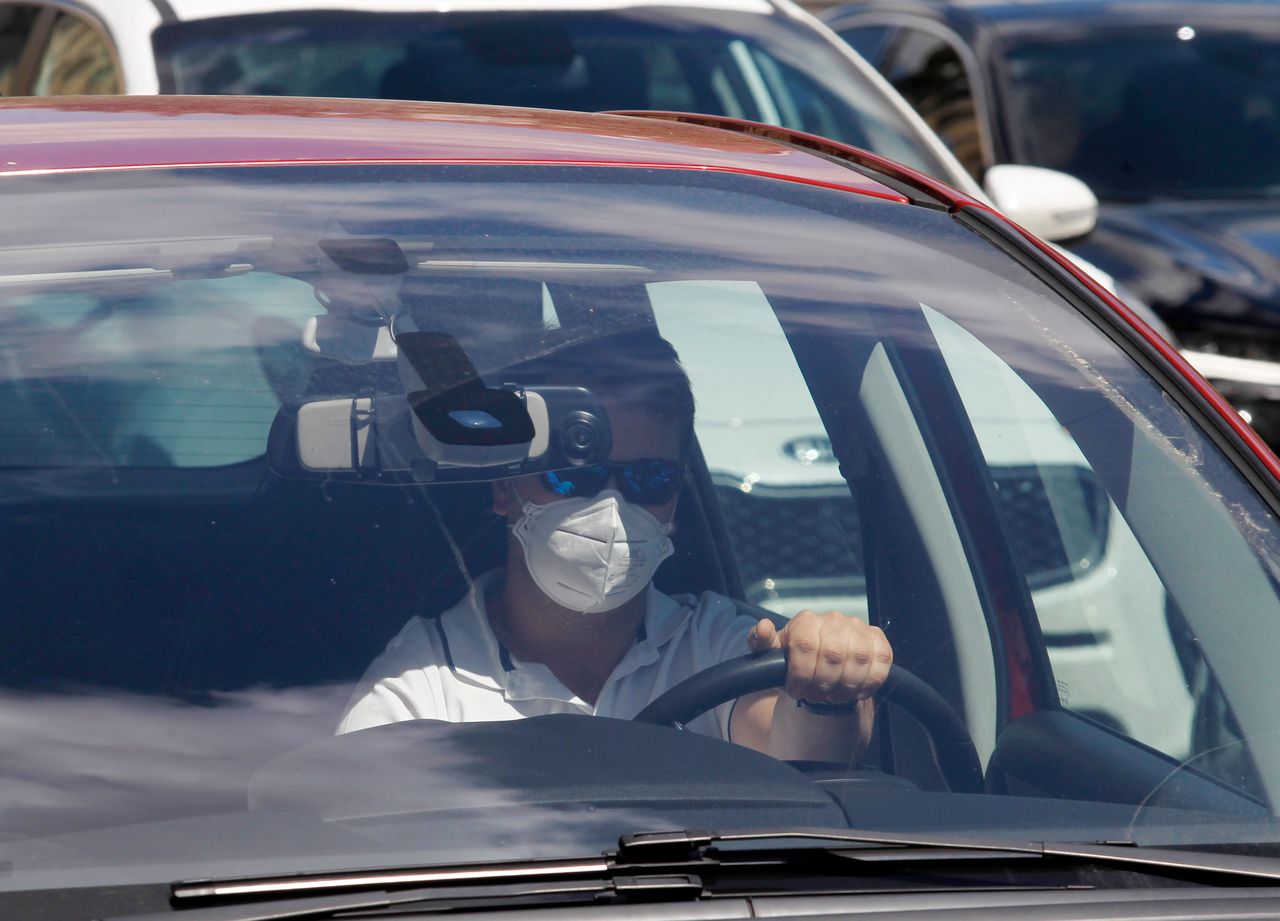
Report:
0,95,909,203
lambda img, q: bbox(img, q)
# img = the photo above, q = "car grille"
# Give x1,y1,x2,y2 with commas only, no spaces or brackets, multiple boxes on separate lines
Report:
716,464,1109,601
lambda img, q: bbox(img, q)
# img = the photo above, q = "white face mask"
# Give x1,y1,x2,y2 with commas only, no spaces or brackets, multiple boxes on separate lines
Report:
511,489,674,614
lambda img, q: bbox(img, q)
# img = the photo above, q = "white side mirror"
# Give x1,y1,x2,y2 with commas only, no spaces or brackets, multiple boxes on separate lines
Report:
983,164,1098,242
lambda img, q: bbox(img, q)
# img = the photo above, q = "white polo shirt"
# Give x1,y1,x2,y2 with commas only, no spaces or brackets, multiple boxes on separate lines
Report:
337,570,757,740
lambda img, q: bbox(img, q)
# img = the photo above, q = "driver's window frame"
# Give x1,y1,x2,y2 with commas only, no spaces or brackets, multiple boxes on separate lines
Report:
836,12,997,177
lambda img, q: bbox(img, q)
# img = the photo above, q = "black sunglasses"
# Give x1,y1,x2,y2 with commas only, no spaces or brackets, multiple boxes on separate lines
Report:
540,458,684,506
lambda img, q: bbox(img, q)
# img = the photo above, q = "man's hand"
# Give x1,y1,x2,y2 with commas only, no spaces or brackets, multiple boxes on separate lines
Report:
731,610,892,762
747,610,892,707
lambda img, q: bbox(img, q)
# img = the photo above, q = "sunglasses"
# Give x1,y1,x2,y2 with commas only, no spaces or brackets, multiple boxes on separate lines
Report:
540,458,685,506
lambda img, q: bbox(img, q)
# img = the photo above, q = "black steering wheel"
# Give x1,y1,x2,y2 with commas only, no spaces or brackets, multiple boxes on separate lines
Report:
633,612,984,794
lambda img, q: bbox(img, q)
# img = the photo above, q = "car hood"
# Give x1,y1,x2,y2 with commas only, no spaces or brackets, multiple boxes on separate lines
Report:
1075,199,1280,334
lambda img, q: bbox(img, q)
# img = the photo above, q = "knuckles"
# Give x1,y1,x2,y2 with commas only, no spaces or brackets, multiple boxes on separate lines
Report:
778,610,894,701
788,639,819,658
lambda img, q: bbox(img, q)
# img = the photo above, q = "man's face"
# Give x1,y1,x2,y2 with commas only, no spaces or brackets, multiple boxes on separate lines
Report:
492,399,683,524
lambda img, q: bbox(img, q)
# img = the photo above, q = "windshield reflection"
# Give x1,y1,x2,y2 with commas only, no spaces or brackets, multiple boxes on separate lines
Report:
5,164,1280,892
1,684,351,837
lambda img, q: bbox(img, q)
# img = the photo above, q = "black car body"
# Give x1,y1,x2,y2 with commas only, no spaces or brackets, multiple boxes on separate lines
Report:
821,0,1280,441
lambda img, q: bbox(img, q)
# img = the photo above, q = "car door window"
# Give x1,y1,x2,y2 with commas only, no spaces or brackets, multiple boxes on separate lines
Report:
648,280,862,616
882,27,983,178
649,280,1002,761
750,47,847,148
738,42,938,176
154,10,955,182
644,44,697,111
0,3,41,95
833,23,896,67
924,303,1260,794
32,9,119,95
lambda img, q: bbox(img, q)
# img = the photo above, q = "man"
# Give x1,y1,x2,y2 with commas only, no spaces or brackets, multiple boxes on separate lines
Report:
339,331,893,762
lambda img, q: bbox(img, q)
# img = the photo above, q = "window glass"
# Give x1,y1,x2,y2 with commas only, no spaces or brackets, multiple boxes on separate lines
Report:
628,279,1003,762
883,28,983,178
33,10,119,95
0,274,317,468
1000,25,1280,200
926,309,1198,752
654,279,1263,786
645,44,697,111
649,280,868,619
750,44,929,168
835,24,895,66
0,3,39,95
5,164,1280,896
152,9,954,179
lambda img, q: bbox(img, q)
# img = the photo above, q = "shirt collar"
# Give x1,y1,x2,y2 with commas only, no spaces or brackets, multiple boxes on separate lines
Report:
437,572,692,706
435,570,508,692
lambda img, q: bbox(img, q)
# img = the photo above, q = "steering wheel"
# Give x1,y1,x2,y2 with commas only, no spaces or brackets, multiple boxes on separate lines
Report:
633,608,984,794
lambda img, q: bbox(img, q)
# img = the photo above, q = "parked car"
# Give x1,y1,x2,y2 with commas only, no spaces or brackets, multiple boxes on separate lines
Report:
2,95,1280,921
821,0,1280,442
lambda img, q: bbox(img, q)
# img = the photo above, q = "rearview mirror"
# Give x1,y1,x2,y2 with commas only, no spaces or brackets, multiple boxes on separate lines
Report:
983,164,1098,243
285,384,612,483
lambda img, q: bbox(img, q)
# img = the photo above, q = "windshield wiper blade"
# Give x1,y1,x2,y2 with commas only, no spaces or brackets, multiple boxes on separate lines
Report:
104,828,1049,921
168,828,1041,906
130,827,1280,921
616,828,1045,868
172,856,609,901
109,876,704,921
620,827,1051,856
618,828,1280,883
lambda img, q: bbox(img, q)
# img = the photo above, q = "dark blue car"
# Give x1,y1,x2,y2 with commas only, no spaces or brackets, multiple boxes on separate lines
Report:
821,0,1280,442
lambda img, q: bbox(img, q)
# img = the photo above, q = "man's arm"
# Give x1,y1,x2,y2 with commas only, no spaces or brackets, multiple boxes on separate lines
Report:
728,611,891,761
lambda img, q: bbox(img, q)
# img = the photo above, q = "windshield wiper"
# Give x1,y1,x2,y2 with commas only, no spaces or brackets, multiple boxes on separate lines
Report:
618,828,1280,881
110,827,1280,921
157,828,1030,907
616,827,1046,864
107,877,702,921
172,856,611,900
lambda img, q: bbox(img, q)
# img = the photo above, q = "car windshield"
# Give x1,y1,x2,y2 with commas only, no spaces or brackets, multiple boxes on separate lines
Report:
150,7,950,179
997,20,1280,201
5,161,1280,897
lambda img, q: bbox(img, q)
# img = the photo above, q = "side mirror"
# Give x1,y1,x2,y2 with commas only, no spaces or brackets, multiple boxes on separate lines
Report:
983,164,1098,243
